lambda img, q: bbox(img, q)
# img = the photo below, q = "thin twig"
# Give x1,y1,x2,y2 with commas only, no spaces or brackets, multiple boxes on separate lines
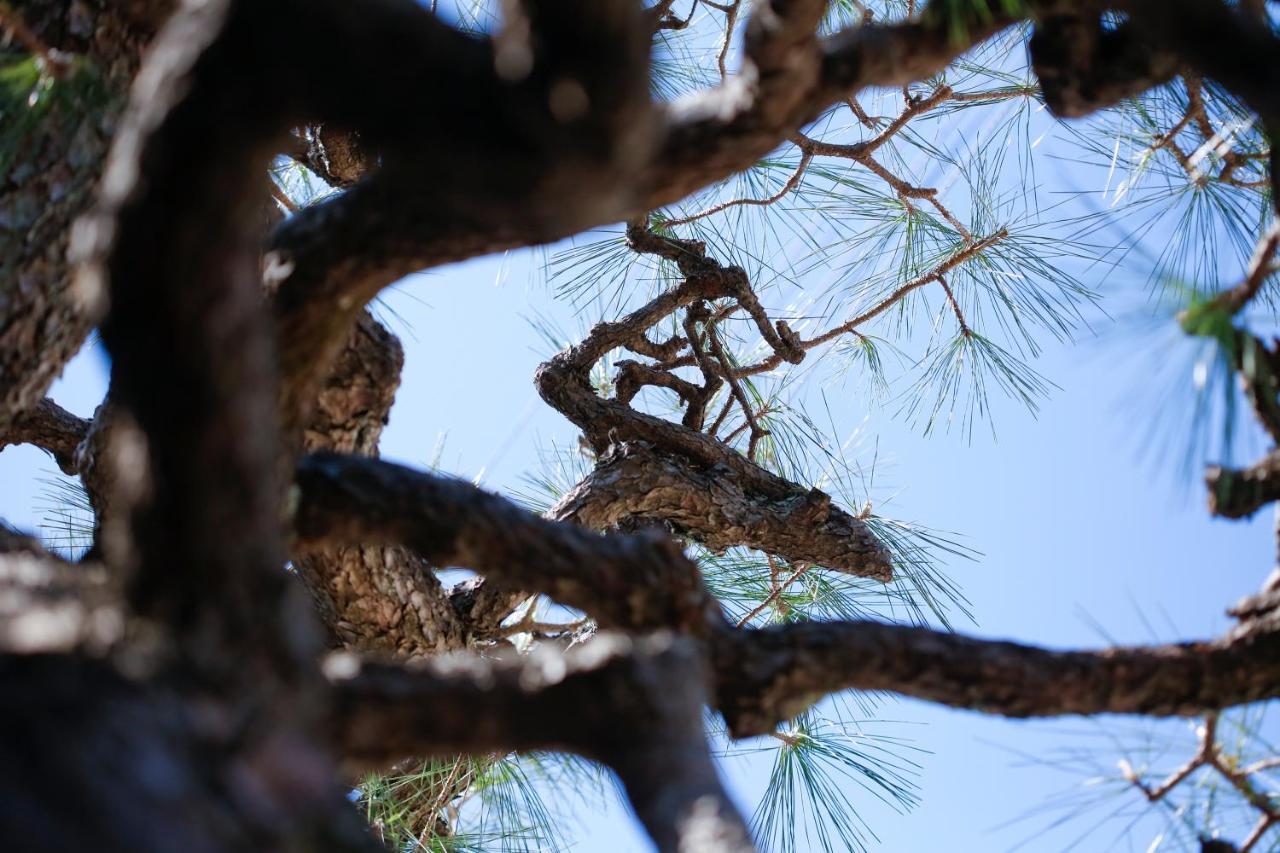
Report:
716,0,741,80
805,231,1008,350
737,561,811,627
703,317,769,460
937,275,970,336
663,149,813,226
1213,221,1280,315
269,181,299,213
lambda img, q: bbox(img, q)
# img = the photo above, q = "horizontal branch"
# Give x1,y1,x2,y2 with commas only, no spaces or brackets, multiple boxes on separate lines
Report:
551,441,892,580
1206,453,1280,519
291,451,1280,743
714,618,1280,736
1,399,90,476
292,452,715,634
328,632,754,853
1028,12,1178,119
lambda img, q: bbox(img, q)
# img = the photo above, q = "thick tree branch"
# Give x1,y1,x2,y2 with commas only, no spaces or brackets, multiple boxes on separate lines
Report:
1,398,90,475
293,452,716,635
1029,12,1178,118
534,229,893,578
77,0,314,678
0,3,151,439
714,618,1280,736
329,632,754,853
294,311,472,656
1207,453,1280,520
551,441,892,580
0,651,377,853
292,449,1280,745
267,0,655,444
265,1,1022,443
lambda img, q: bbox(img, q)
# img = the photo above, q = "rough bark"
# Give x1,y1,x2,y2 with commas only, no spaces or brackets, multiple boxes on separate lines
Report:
0,649,382,853
294,452,715,635
292,446,1280,740
0,397,88,475
330,633,755,853
293,312,470,656
533,226,894,579
1,1,1278,851
1208,453,1280,520
551,441,890,579
0,1,155,437
54,1,366,849
713,618,1280,737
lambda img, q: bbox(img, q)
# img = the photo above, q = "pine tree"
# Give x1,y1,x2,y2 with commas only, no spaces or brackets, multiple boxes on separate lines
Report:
0,1,1277,851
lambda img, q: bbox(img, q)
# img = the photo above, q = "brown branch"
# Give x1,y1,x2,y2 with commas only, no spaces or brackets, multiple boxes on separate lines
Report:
44,2,378,846
284,445,1280,753
1,398,90,475
736,561,810,627
713,617,1280,737
550,441,891,579
78,0,313,676
293,311,472,655
810,84,954,161
1120,712,1280,852
662,148,813,226
1212,222,1280,316
0,3,151,441
805,230,1008,349
262,0,1280,454
716,0,741,80
937,275,970,336
1028,12,1178,120
293,451,718,634
537,275,821,506
1240,816,1277,853
702,318,770,460
1207,453,1280,520
266,0,1030,449
1122,715,1216,802
268,0,655,446
328,633,755,853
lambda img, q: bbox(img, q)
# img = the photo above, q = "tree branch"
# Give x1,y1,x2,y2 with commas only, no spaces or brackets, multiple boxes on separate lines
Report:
293,452,716,635
714,617,1280,736
292,449,1280,745
1207,453,1280,520
1,399,90,475
550,441,892,580
328,632,755,853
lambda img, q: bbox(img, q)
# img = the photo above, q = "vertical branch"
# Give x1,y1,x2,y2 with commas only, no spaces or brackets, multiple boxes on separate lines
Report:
78,0,314,680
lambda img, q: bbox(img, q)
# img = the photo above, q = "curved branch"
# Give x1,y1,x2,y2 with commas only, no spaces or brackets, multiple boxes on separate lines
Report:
77,0,308,669
551,442,891,580
292,451,1280,744
1,399,90,476
293,452,717,635
329,632,754,853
